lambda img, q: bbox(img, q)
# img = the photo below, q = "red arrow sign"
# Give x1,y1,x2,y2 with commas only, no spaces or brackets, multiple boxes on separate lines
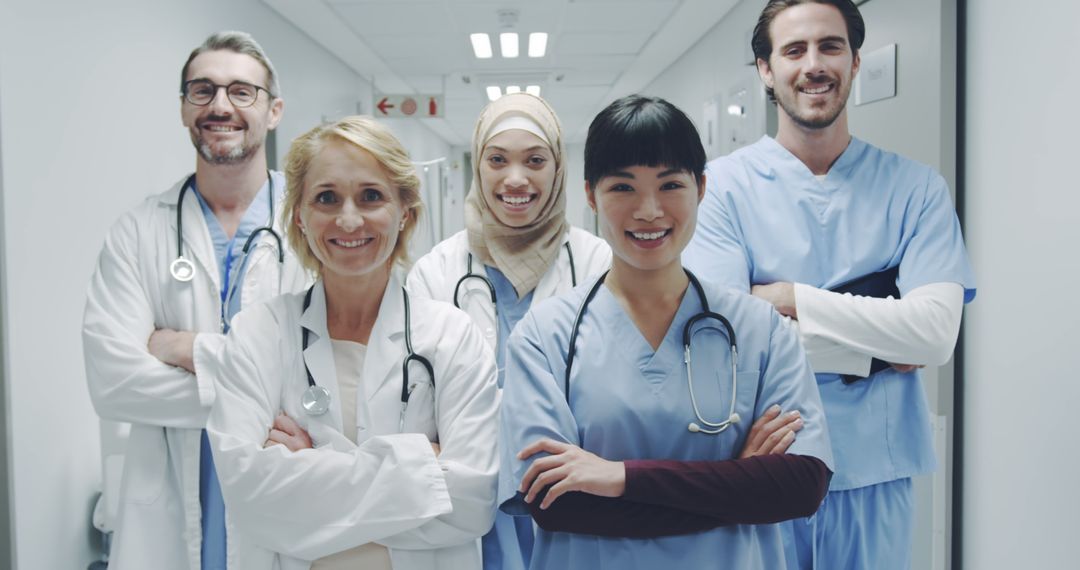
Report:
377,97,394,115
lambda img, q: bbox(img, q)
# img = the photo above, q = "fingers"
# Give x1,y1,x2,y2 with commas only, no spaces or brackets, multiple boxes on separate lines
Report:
519,453,566,495
273,413,302,436
525,464,569,506
517,438,570,460
745,404,782,450
264,428,291,449
759,413,803,455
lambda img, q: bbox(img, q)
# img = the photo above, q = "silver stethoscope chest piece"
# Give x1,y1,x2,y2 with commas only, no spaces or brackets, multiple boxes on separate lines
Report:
301,385,332,416
170,256,196,282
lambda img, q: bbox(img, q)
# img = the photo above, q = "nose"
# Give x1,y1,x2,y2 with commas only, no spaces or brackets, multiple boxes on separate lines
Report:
504,165,528,189
208,85,235,114
335,202,364,232
633,192,663,221
804,47,826,76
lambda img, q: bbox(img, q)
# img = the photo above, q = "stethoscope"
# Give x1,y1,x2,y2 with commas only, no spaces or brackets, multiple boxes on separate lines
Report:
564,268,741,435
170,172,285,329
452,241,578,318
299,285,436,434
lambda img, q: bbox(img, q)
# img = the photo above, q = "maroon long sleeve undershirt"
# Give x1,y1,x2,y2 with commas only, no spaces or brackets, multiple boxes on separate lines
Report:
526,454,830,538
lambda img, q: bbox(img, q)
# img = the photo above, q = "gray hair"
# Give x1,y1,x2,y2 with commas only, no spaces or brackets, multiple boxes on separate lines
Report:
180,31,281,98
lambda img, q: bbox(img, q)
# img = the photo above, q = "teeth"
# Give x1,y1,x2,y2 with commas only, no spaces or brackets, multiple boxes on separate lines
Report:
206,125,239,132
801,84,831,94
631,230,666,240
501,195,533,205
335,238,371,248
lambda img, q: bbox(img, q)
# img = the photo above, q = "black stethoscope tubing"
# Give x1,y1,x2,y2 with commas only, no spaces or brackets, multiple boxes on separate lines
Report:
563,268,741,434
452,241,577,312
300,285,435,425
172,172,285,278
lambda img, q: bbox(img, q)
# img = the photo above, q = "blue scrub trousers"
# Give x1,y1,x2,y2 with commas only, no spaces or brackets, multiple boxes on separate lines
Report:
782,478,913,570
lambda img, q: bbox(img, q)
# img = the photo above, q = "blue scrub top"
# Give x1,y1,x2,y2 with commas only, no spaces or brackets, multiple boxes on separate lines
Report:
499,277,833,570
484,265,535,387
683,136,976,490
192,173,280,570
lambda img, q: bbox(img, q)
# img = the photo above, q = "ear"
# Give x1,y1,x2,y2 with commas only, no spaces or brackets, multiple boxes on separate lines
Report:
267,97,284,130
851,50,861,78
756,57,774,90
697,173,707,204
293,205,304,233
585,181,597,212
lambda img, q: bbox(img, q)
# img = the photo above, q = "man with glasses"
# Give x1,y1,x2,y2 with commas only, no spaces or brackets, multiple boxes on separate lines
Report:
83,31,306,570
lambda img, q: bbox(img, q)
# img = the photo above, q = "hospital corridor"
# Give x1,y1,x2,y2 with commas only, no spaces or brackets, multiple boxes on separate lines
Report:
0,0,1073,568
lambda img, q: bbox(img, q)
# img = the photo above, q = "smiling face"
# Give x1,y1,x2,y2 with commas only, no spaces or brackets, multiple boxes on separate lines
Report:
180,49,283,165
757,2,860,131
478,129,556,227
294,139,407,280
587,165,705,273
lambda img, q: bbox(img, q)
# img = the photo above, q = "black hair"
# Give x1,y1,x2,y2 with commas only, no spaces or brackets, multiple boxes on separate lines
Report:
751,0,866,101
584,95,706,189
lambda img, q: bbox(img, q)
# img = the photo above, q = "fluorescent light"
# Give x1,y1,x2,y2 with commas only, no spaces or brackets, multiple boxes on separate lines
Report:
526,85,541,96
486,86,502,101
470,33,493,59
528,33,548,58
727,104,744,116
506,85,522,94
499,32,519,58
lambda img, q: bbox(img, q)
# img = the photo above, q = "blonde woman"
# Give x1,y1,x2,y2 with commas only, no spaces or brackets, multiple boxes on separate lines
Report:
207,116,498,570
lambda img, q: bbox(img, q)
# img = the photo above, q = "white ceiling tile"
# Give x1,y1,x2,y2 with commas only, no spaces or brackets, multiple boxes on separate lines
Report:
556,32,650,56
562,2,678,32
333,2,455,36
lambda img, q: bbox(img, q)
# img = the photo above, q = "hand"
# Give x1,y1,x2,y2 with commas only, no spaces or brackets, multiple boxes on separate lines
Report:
264,412,313,451
430,442,441,456
517,438,625,510
751,282,798,319
889,363,926,373
147,329,197,373
738,404,803,459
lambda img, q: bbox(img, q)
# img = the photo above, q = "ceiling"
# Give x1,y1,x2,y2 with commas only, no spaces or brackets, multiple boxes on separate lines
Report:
263,0,740,145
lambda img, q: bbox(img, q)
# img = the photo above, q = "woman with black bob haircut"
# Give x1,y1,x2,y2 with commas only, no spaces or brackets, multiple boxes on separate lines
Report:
497,95,835,569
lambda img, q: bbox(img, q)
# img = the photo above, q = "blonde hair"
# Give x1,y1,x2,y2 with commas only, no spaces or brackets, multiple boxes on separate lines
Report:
282,115,423,276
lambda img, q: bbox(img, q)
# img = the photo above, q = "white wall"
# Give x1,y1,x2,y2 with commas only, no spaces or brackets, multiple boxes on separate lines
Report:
0,1,409,568
963,2,1079,568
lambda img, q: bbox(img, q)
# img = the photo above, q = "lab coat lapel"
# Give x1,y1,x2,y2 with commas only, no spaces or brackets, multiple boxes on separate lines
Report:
363,272,407,405
299,281,344,432
163,175,221,293
533,240,568,301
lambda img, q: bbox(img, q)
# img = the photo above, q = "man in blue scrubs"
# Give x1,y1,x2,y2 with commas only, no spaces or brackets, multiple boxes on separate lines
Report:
683,1,976,568
83,32,305,570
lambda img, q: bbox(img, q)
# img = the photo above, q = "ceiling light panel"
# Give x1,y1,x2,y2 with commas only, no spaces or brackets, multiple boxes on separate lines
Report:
486,86,502,101
528,33,548,57
470,33,493,59
499,32,519,58
526,85,541,96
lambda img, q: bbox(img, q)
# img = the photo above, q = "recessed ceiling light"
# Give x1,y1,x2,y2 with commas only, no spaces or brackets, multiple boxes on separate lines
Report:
486,86,502,101
500,32,519,58
526,85,541,96
528,33,548,58
470,33,493,59
506,85,522,94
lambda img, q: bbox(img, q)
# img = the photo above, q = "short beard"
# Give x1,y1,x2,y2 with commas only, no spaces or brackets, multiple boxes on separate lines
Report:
777,94,846,130
195,140,257,165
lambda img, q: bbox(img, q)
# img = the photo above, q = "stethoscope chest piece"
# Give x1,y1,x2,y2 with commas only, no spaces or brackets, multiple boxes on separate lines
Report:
301,385,332,416
170,256,196,282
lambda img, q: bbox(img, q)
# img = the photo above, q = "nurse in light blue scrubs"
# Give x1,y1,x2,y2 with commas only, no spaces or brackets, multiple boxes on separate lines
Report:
498,95,835,570
682,1,976,568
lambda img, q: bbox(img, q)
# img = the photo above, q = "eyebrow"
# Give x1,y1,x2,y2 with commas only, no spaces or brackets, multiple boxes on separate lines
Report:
607,168,686,180
485,145,550,153
779,34,848,51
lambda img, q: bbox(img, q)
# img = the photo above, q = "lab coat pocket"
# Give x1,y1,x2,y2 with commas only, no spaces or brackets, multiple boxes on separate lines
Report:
122,427,168,504
401,380,437,443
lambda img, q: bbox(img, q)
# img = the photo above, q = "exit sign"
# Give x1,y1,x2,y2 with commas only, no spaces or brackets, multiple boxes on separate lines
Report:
373,92,444,118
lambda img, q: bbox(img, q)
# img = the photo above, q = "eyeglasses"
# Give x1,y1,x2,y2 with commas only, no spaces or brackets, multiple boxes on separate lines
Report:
181,79,273,108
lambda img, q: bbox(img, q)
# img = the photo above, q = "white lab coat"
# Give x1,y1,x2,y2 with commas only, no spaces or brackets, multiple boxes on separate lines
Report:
205,274,499,570
405,227,611,348
82,174,309,570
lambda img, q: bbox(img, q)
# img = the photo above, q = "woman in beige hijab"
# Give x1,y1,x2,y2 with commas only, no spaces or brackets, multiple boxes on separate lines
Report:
407,93,611,570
